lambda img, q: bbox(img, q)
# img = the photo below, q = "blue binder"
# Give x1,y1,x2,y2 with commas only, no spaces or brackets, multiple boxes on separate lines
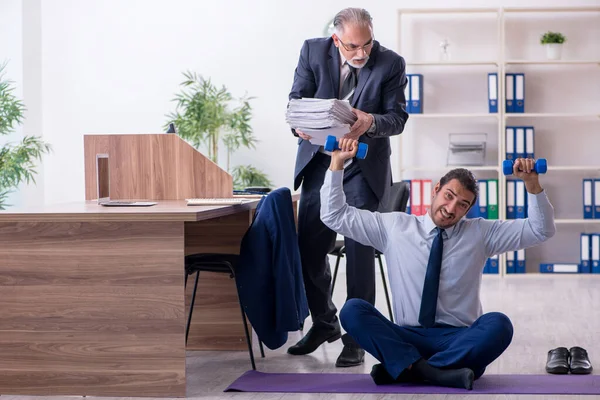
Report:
515,180,526,219
466,194,481,218
409,74,423,113
580,233,591,273
506,251,516,274
514,73,525,113
515,127,525,159
488,73,498,113
505,73,515,113
592,234,600,274
524,186,529,218
488,255,499,274
516,249,525,273
405,74,412,113
506,180,516,219
505,126,515,161
478,179,488,219
583,179,594,219
540,263,579,273
594,179,600,219
525,126,535,159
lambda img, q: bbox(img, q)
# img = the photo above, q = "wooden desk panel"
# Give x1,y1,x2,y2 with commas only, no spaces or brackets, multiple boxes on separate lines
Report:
0,196,298,396
0,200,261,223
0,220,185,397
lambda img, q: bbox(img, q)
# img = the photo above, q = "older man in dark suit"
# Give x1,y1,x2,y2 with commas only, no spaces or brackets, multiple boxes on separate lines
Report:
287,7,409,367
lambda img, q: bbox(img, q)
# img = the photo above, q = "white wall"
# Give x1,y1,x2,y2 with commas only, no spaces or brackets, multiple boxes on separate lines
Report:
0,0,24,207
0,0,45,208
7,0,600,205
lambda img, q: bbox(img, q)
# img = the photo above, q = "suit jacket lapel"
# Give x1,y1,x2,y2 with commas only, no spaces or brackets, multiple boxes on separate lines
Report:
328,43,340,99
351,64,371,107
351,41,379,107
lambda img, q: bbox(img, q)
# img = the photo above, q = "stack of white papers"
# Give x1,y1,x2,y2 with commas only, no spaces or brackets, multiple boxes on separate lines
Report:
286,98,357,145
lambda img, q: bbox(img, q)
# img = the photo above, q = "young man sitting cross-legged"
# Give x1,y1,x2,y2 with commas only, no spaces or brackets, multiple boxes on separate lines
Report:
320,138,556,390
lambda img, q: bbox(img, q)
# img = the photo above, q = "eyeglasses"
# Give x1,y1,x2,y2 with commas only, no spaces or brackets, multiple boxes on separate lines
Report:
336,36,374,53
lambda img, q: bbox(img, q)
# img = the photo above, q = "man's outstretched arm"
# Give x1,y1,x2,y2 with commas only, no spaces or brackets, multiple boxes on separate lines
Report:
320,139,396,253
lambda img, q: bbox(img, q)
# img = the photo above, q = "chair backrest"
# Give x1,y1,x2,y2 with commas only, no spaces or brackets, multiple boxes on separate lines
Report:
378,181,410,213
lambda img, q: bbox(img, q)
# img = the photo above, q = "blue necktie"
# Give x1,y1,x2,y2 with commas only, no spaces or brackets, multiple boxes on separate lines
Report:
419,227,444,328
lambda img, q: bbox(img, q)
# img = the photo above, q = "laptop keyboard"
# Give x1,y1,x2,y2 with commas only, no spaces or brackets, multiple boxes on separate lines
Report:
186,198,249,206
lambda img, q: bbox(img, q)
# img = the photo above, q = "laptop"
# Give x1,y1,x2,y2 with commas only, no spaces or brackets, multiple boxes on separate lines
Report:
96,154,157,207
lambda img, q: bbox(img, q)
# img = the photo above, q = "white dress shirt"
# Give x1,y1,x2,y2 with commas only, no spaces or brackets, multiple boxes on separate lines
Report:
320,170,556,327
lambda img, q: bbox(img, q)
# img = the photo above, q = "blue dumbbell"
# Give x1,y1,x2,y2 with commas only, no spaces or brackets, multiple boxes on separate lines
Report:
502,158,547,175
324,135,368,159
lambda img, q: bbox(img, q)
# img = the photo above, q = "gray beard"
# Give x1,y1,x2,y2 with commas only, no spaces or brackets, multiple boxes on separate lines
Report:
347,56,370,69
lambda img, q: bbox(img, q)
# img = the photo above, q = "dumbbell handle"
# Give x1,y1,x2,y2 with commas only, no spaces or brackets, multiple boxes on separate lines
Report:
502,159,547,175
324,135,368,159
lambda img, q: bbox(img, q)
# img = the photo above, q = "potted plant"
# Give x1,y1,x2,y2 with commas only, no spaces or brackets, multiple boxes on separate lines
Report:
0,61,51,209
540,31,566,60
165,71,271,189
231,164,272,191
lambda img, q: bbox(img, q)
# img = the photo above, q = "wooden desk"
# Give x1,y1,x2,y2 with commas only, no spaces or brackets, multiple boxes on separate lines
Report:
0,199,273,397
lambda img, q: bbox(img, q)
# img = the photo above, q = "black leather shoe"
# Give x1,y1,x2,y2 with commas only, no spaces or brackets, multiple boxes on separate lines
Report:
569,347,593,375
370,363,421,385
287,327,341,356
335,334,365,367
546,347,569,374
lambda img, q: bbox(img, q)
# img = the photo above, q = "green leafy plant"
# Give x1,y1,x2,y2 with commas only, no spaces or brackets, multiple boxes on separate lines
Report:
0,61,51,210
165,71,258,172
540,31,566,45
232,165,272,190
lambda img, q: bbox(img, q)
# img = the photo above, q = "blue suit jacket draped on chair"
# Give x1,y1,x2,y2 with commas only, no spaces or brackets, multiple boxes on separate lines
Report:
235,187,309,350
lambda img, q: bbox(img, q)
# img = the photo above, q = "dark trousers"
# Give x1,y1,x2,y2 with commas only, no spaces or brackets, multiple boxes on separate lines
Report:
298,152,379,332
340,299,514,379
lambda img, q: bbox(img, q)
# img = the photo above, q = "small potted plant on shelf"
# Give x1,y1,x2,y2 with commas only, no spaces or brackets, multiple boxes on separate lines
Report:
540,31,566,60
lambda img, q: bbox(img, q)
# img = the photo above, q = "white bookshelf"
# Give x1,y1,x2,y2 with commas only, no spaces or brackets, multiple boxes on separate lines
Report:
409,113,499,119
407,61,499,66
505,60,600,65
556,219,600,224
506,113,600,118
402,166,500,172
397,7,600,276
548,166,600,171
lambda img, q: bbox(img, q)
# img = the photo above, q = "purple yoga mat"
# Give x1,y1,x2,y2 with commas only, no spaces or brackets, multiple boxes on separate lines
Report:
225,370,600,394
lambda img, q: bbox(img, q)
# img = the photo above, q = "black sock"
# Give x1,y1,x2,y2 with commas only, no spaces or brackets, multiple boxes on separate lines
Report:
412,359,474,390
370,363,419,385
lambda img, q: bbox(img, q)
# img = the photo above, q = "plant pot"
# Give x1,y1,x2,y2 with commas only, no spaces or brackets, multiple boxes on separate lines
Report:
545,43,563,60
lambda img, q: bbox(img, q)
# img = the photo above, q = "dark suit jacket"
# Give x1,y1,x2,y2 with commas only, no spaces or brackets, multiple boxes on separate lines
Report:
235,187,309,350
289,37,409,200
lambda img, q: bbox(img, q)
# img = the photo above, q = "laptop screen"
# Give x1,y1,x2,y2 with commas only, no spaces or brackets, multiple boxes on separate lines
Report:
96,154,110,202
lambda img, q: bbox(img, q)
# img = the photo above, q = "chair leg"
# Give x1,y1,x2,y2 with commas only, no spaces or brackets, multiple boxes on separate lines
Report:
259,339,265,358
331,253,342,295
377,253,394,323
185,271,200,344
237,297,257,370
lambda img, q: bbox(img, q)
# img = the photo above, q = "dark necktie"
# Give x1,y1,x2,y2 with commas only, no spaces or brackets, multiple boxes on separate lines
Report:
339,64,357,101
418,227,444,328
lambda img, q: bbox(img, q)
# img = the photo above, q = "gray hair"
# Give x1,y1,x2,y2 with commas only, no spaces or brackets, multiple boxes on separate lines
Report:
333,8,373,35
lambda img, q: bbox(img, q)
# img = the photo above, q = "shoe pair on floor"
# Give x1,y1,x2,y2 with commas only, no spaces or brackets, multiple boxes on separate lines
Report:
546,346,593,375
287,327,364,367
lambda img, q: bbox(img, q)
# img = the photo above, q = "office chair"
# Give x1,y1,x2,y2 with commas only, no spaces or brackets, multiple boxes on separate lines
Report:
330,181,410,323
184,253,265,371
